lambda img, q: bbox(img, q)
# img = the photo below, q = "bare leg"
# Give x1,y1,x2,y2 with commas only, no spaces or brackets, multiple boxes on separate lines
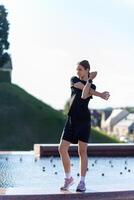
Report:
78,140,88,177
58,139,71,174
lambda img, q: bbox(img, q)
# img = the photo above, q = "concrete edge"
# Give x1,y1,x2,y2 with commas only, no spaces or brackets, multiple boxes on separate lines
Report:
1,190,134,200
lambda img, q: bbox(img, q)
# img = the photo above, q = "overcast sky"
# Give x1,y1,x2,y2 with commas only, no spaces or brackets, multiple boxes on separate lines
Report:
1,0,134,110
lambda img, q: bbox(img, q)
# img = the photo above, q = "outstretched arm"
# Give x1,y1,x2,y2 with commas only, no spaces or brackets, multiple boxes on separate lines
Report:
89,88,110,100
72,82,110,100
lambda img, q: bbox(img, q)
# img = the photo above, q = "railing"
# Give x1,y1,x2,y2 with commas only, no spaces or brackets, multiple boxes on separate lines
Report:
34,143,134,157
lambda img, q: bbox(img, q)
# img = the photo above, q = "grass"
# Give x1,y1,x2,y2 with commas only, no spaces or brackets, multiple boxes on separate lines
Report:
90,127,122,143
0,83,120,150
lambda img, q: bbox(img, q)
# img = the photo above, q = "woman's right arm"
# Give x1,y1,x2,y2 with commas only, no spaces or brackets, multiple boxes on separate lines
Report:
81,71,97,99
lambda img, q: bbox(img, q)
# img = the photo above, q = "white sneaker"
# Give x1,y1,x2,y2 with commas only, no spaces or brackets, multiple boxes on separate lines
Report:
60,176,74,190
76,181,86,192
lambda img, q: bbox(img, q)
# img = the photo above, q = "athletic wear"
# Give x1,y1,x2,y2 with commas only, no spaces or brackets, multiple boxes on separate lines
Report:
60,76,96,144
68,76,96,121
60,176,74,190
61,115,91,143
76,180,86,192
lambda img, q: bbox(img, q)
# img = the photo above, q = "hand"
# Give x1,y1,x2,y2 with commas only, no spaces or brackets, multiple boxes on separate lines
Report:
100,91,110,100
89,71,97,80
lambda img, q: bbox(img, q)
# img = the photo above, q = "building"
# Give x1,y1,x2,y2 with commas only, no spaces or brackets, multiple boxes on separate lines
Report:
113,113,134,141
101,108,129,134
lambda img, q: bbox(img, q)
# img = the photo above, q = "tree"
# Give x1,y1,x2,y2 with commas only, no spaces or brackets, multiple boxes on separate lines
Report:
0,5,10,67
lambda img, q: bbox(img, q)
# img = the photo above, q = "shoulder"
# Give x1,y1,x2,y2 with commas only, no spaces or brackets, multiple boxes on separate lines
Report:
70,76,80,83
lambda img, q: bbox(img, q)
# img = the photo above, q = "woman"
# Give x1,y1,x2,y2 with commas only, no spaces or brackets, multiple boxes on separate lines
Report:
58,60,110,192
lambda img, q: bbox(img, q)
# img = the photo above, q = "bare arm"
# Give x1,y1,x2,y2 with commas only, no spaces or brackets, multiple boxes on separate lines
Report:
81,71,98,99
71,71,97,99
72,83,110,100
89,88,101,97
72,81,92,98
81,82,92,99
89,88,110,100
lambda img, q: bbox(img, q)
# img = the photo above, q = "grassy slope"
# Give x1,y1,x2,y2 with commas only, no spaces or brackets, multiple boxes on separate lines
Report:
90,127,122,143
0,83,66,150
0,83,120,150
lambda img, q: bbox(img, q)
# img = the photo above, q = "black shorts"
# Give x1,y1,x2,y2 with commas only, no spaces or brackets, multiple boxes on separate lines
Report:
60,115,91,144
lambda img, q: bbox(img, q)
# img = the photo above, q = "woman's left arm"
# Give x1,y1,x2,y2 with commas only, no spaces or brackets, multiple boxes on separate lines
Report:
89,88,110,100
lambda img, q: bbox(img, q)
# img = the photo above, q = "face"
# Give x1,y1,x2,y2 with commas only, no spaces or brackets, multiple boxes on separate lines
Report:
76,65,89,78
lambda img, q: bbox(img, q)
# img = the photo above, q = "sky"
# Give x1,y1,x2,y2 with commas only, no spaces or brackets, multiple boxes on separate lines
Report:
0,0,134,110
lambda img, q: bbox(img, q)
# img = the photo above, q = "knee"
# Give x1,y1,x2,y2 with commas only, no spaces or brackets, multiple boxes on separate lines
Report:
78,148,87,157
58,144,68,155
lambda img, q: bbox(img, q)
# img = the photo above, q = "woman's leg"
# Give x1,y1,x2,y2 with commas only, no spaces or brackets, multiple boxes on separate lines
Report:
58,139,71,176
78,140,88,179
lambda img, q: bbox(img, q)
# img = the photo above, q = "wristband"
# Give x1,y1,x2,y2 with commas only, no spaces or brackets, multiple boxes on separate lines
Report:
87,79,93,84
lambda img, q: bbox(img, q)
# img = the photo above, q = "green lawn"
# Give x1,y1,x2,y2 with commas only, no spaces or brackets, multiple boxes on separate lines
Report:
0,83,121,150
90,127,122,143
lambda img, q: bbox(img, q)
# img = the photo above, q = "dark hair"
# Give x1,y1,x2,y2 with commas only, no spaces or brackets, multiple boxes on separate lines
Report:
77,60,90,77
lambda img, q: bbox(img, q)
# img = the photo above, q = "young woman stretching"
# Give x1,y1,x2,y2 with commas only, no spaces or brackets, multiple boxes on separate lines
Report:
58,60,110,192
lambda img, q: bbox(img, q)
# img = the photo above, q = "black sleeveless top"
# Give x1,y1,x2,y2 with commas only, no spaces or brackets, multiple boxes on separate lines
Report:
67,76,96,122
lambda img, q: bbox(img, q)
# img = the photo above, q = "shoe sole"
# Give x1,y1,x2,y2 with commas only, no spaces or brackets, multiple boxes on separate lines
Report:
76,188,86,192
